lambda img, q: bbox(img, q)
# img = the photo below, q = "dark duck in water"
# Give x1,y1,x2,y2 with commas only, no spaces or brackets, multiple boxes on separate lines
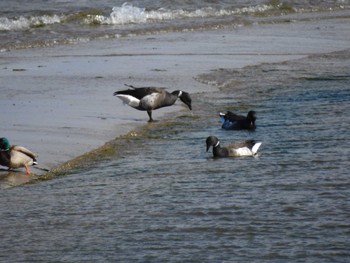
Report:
113,84,192,122
206,136,262,158
0,137,38,174
219,110,256,130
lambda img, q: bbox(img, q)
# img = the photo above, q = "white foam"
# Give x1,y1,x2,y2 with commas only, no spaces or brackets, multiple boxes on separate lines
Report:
92,3,275,26
0,15,62,31
0,4,277,31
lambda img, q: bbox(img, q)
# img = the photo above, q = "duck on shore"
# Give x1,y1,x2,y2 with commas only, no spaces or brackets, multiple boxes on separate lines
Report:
206,136,261,158
114,84,192,122
0,137,38,174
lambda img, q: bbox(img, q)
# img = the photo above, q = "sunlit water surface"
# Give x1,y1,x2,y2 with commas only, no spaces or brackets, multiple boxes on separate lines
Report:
0,51,349,262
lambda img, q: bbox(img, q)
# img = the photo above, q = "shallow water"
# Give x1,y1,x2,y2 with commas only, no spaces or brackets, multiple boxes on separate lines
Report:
1,50,349,262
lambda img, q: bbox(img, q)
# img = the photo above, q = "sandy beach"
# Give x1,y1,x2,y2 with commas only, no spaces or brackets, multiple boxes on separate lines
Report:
1,11,350,188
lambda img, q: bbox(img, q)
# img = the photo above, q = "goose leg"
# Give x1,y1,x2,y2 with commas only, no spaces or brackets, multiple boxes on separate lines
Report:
147,110,154,122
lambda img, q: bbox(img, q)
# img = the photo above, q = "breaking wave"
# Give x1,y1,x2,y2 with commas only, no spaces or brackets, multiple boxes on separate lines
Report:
0,3,275,31
0,14,63,31
1,2,347,50
86,3,275,25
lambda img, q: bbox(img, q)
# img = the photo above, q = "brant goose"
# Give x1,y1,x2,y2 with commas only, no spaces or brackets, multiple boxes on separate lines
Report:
219,110,256,130
0,137,38,174
114,84,192,122
206,136,261,158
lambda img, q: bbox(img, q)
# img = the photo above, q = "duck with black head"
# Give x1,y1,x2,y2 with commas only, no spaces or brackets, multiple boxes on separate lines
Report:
113,84,192,122
0,137,38,174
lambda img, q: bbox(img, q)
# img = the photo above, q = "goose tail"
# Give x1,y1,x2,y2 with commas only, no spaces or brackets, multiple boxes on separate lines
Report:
252,142,262,155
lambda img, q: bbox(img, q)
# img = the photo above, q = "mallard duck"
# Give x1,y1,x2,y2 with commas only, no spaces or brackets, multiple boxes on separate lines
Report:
113,84,192,122
0,137,38,174
219,110,256,130
206,136,261,158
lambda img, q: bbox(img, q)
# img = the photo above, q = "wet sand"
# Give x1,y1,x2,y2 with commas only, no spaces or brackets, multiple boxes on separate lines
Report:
1,13,349,188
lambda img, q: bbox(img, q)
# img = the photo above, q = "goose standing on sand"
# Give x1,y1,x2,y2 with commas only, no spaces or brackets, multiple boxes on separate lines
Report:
219,110,256,130
114,84,192,122
0,137,38,174
206,136,261,158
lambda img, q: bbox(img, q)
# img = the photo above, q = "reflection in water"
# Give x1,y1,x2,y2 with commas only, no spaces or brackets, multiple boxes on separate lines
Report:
0,170,36,189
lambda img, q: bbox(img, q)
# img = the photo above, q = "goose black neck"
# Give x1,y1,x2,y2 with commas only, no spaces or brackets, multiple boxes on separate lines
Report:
213,144,229,157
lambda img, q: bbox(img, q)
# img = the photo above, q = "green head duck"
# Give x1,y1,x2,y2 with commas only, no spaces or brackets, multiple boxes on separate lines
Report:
0,137,11,151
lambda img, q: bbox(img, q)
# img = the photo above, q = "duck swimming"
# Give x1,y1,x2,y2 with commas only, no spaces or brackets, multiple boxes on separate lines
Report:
206,136,261,158
114,84,192,122
219,110,256,130
0,137,38,174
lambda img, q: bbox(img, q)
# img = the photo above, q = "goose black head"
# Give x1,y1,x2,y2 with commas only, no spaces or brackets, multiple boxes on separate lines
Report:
247,111,256,123
206,136,219,152
178,91,192,111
